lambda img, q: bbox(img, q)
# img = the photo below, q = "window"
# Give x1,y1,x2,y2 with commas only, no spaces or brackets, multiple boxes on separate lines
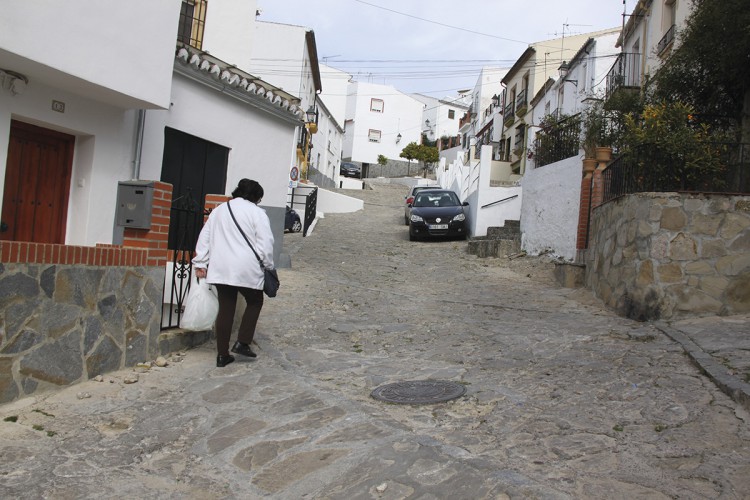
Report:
177,0,207,49
448,110,455,119
514,125,526,152
370,99,384,113
368,129,382,143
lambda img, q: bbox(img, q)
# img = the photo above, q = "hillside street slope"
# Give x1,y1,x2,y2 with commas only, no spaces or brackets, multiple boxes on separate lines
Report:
1,183,748,499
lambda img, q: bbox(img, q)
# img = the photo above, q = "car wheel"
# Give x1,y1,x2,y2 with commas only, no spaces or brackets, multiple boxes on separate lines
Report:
292,220,302,233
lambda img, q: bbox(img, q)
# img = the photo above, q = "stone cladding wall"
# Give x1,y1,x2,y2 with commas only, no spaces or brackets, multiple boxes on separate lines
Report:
585,193,750,321
0,181,180,404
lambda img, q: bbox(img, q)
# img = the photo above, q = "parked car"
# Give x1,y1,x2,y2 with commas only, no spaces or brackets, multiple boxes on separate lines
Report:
408,189,468,241
285,206,302,233
404,185,441,225
340,162,361,178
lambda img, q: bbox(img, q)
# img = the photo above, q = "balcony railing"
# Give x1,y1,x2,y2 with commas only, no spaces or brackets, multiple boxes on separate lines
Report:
504,101,514,118
515,89,528,113
657,25,676,56
605,52,641,99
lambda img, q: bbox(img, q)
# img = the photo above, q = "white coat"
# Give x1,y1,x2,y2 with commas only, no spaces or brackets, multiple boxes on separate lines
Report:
192,198,275,290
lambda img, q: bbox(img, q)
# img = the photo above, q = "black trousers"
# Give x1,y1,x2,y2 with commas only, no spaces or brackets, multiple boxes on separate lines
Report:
214,284,264,356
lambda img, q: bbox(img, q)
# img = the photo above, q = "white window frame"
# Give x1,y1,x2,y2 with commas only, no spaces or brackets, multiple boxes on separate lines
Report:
370,98,384,113
368,129,382,143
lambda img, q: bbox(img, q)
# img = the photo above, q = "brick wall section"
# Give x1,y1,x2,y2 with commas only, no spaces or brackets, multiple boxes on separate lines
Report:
204,194,230,223
0,181,173,268
576,171,594,250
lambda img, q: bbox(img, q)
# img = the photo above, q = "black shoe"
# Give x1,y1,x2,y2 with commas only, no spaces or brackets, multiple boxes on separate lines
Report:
216,354,235,367
231,341,257,358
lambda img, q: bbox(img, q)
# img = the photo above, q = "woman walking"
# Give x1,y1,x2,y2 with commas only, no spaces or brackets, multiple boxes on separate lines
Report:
193,179,275,367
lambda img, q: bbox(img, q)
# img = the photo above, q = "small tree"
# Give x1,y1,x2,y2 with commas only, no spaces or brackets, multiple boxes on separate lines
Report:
377,154,388,177
415,144,439,177
400,142,420,176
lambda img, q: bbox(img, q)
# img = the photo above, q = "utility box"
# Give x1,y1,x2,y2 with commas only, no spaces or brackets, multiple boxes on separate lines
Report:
116,180,154,229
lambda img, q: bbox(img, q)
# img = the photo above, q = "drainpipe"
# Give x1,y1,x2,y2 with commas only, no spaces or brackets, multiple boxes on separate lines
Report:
132,109,146,180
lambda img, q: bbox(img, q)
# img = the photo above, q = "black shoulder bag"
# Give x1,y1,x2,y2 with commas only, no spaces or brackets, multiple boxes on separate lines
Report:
227,200,280,297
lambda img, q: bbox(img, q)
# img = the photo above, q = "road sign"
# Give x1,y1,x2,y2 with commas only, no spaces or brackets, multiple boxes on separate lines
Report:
290,166,299,181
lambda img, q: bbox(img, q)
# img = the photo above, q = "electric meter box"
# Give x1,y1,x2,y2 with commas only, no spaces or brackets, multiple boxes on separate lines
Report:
116,180,155,229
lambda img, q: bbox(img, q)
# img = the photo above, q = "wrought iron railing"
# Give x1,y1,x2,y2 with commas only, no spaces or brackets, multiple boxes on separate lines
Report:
602,143,750,203
605,52,641,99
177,0,207,50
656,25,676,55
532,114,581,167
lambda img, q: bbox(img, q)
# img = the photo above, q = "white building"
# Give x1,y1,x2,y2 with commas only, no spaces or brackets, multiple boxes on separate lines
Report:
342,81,424,175
0,0,303,265
0,0,180,247
308,97,345,189
607,0,693,99
410,93,469,150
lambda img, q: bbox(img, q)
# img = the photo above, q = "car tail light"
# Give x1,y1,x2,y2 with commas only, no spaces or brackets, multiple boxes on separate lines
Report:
406,197,414,204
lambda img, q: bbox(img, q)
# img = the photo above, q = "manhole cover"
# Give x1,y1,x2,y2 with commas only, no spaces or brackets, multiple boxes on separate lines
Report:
370,380,466,405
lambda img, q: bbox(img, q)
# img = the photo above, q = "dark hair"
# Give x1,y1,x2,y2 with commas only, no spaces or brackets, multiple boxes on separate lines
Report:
232,178,264,203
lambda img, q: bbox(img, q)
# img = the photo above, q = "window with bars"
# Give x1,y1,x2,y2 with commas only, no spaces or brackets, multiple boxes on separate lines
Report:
178,0,207,49
448,109,455,119
370,99,384,113
368,129,382,143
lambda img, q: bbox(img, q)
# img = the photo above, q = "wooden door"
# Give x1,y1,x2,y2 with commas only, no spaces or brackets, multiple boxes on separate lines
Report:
1,121,75,243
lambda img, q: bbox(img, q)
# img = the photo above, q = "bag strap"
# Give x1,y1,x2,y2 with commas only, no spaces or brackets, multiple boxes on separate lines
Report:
227,200,267,270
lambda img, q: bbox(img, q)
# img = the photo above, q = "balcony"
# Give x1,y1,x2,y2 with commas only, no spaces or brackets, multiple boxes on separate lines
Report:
515,89,528,117
657,25,676,57
503,102,515,127
605,52,641,100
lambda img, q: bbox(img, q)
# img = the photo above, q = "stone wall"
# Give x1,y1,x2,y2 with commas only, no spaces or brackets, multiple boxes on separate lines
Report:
585,193,750,321
0,263,167,403
0,181,215,404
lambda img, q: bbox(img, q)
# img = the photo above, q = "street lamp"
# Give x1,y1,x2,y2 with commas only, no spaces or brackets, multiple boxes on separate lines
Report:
305,105,318,124
396,132,402,143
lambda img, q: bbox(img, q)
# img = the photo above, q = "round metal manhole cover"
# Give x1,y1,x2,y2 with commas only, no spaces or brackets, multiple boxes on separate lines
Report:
370,380,466,405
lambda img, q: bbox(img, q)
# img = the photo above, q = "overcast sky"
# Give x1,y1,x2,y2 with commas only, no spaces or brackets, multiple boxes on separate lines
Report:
256,0,629,98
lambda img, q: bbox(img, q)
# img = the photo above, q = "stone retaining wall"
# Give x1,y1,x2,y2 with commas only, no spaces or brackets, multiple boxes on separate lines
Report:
0,262,165,403
0,181,208,404
585,193,750,320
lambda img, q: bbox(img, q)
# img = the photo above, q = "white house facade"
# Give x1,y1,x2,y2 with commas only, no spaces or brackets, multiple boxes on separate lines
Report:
0,0,181,247
342,81,424,170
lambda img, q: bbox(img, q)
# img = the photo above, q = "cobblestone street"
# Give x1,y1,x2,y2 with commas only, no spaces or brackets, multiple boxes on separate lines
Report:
1,183,749,499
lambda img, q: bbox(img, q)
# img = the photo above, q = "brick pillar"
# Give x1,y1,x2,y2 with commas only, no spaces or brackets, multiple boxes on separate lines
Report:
203,194,230,223
122,181,173,267
591,147,612,210
576,159,597,252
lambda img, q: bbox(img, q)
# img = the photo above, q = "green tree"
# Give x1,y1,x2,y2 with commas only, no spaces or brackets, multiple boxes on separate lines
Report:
415,144,439,177
377,154,388,177
399,142,420,176
653,0,750,142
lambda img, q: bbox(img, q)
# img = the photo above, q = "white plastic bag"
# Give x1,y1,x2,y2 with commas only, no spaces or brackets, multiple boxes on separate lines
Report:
181,279,218,331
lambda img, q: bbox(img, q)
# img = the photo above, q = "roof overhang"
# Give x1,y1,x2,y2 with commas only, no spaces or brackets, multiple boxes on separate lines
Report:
174,45,303,126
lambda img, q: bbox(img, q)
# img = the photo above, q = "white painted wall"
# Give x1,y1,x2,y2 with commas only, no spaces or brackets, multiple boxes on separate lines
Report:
0,76,138,246
250,21,315,109
317,189,364,213
520,156,582,260
318,64,352,125
202,0,257,69
344,81,424,164
0,0,179,109
140,73,298,210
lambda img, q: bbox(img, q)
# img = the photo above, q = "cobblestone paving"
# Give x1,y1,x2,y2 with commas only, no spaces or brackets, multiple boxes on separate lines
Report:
1,183,748,499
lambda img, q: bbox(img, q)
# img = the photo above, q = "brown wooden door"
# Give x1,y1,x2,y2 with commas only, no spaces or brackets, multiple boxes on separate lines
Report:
1,120,74,243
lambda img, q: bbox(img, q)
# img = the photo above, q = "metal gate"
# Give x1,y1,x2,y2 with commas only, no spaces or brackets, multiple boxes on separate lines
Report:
161,190,209,329
303,187,317,237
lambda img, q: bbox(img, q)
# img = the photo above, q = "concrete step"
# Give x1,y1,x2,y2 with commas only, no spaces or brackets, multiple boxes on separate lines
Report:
468,221,522,258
